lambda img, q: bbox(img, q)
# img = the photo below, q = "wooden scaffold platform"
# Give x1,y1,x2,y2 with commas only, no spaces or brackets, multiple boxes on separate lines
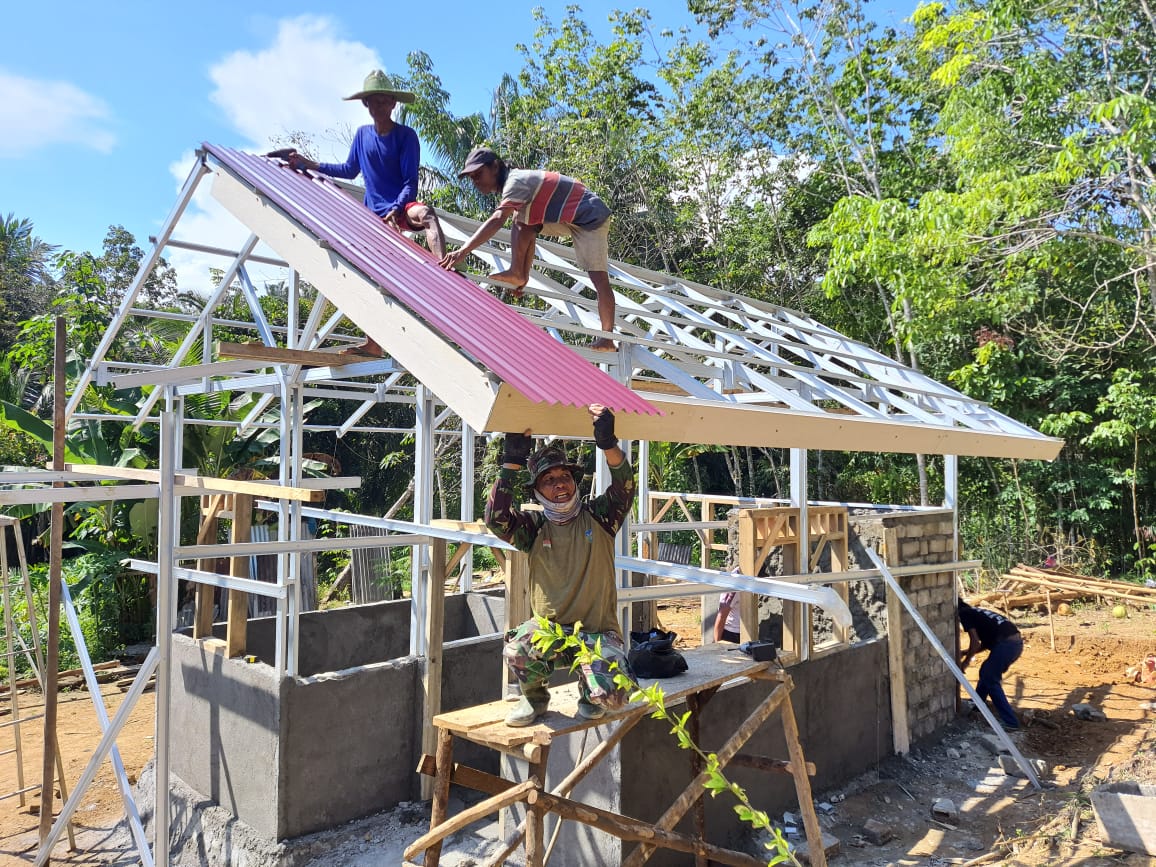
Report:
404,644,830,867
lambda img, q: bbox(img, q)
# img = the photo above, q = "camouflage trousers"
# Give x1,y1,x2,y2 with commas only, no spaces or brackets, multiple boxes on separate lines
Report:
504,618,632,709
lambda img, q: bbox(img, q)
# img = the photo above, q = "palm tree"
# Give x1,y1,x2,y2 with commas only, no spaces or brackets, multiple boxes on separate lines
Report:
0,214,58,353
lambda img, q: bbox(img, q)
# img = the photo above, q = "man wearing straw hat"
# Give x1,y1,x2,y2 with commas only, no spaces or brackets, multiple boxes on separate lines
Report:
284,70,446,262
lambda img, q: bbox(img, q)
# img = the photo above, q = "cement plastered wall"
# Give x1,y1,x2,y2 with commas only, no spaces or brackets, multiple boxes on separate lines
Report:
169,592,506,840
169,634,283,838
501,722,626,866
511,640,890,867
852,509,958,742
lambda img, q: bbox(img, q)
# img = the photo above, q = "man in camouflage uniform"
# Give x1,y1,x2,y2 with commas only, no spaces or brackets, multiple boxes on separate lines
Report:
486,404,635,726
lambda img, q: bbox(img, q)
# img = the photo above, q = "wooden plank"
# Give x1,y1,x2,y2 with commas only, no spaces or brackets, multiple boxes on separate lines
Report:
421,539,447,802
225,495,252,658
217,341,372,367
489,389,1065,459
438,645,770,744
62,463,325,503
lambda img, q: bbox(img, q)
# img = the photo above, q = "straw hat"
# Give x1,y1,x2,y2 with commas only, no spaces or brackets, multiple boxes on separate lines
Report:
344,69,415,103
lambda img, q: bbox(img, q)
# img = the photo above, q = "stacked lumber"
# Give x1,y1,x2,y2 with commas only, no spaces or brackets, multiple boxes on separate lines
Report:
970,563,1156,610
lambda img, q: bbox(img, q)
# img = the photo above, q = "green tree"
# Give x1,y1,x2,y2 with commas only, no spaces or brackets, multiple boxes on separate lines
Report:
0,214,57,353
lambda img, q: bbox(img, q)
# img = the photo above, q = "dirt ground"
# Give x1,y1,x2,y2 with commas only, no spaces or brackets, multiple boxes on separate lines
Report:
2,603,1154,866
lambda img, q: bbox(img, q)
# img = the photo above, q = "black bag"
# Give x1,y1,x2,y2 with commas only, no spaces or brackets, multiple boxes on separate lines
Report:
628,629,689,679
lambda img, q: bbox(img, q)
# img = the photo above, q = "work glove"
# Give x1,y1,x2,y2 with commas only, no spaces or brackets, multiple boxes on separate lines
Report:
592,408,618,451
501,432,532,466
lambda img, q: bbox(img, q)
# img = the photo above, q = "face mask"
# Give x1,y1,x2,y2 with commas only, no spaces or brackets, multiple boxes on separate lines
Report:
533,490,582,524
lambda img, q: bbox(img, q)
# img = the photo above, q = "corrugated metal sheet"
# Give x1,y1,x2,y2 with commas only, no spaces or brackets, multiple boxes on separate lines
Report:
203,143,658,416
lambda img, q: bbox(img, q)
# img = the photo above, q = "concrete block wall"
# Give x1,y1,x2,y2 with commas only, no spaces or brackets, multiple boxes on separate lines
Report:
851,509,958,742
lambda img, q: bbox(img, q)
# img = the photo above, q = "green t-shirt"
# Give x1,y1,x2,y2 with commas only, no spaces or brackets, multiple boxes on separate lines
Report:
485,460,635,634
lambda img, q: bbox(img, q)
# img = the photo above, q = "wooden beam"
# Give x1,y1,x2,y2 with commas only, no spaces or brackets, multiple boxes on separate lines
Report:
421,539,447,802
402,779,538,862
488,389,1064,460
527,789,767,867
61,463,325,503
622,682,791,867
39,316,66,845
423,728,454,867
217,340,379,367
782,691,827,867
884,530,910,755
729,753,816,776
503,550,531,697
225,495,252,658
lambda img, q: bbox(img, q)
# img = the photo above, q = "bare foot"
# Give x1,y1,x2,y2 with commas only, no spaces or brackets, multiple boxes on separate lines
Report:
590,337,617,352
488,270,527,288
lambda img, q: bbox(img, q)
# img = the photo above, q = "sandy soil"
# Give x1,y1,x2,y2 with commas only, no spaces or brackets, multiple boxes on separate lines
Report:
2,603,1154,866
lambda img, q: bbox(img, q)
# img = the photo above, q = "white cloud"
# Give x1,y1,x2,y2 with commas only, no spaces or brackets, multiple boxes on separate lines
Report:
166,16,384,294
0,69,115,158
208,15,380,162
164,149,292,295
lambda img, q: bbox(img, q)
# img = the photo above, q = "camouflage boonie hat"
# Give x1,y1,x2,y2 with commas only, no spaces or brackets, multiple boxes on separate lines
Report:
525,445,584,492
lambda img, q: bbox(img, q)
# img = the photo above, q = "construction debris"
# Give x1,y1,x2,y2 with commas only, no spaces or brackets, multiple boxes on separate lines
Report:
968,563,1156,612
1070,703,1107,722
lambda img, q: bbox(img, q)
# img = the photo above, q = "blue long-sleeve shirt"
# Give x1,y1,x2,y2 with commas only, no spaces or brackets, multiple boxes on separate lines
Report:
317,123,420,219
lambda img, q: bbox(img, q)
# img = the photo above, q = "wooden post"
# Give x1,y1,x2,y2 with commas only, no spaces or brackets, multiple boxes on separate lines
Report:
1045,588,1056,653
39,317,66,849
782,691,827,867
883,529,910,755
423,728,454,867
503,550,531,697
524,747,550,867
687,693,708,867
421,538,447,801
226,495,253,657
735,511,758,643
193,495,224,638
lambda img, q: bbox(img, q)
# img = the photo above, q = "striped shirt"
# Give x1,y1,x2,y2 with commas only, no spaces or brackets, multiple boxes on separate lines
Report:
500,169,611,230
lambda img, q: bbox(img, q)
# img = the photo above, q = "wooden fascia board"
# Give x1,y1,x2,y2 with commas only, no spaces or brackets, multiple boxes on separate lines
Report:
487,388,1064,461
209,171,498,432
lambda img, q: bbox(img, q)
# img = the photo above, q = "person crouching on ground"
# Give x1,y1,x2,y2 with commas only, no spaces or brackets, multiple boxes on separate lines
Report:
485,404,634,726
958,599,1024,731
439,146,618,352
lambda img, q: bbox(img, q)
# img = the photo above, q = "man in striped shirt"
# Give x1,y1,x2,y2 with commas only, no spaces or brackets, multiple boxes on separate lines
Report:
439,147,617,351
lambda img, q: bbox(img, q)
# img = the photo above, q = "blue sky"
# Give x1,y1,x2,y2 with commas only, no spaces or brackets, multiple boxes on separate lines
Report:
2,1,919,291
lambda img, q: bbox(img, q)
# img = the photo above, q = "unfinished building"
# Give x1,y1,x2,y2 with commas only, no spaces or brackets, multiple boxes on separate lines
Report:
20,142,1062,867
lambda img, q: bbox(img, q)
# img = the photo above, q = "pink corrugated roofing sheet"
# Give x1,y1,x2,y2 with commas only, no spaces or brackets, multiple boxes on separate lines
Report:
203,143,658,416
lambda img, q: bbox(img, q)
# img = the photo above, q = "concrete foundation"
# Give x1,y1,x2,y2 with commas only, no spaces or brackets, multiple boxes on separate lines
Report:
168,592,505,841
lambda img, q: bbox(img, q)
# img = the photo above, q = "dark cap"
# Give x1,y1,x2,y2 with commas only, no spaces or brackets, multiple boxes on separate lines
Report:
525,445,584,492
458,146,499,177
